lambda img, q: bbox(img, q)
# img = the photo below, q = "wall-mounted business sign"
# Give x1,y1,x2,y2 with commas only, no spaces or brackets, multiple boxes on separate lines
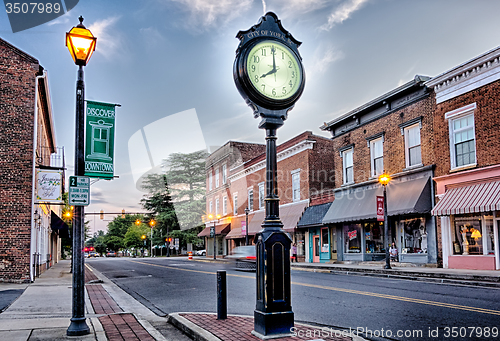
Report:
35,170,63,203
85,101,117,179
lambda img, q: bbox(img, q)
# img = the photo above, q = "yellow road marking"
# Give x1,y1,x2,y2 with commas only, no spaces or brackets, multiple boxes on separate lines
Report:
127,259,500,316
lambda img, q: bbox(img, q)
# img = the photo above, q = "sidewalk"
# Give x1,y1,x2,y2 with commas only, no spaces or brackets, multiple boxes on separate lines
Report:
0,260,188,341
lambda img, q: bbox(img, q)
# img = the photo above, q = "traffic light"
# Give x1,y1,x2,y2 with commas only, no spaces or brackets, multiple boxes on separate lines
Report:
100,210,104,220
149,219,156,227
135,219,141,225
84,247,89,252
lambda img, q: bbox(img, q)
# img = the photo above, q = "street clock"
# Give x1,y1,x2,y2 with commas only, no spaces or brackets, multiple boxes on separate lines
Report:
233,12,305,126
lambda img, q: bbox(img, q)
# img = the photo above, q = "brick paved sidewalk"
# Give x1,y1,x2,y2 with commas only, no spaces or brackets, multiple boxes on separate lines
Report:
180,313,356,341
85,266,156,341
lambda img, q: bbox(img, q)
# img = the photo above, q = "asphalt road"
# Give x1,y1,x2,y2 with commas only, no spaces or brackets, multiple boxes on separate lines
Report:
88,257,500,341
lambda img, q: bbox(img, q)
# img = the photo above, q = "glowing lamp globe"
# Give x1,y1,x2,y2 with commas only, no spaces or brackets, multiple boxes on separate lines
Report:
378,173,391,186
66,16,96,66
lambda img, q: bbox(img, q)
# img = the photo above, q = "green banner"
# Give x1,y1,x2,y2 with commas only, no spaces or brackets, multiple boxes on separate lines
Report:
84,101,116,179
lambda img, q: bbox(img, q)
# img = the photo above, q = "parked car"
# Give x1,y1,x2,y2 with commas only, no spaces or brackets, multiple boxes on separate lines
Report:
89,251,99,258
195,249,206,256
106,251,116,257
226,245,256,271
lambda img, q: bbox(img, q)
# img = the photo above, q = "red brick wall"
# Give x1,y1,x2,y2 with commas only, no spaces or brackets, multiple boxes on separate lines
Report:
433,80,500,177
331,96,435,186
0,39,39,282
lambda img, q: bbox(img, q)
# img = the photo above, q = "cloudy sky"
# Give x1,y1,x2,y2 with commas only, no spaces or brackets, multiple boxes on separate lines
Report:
2,0,500,235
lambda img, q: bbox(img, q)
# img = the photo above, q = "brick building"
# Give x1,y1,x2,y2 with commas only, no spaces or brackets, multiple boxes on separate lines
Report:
200,132,337,261
319,76,438,265
427,47,500,270
201,141,265,257
0,38,64,282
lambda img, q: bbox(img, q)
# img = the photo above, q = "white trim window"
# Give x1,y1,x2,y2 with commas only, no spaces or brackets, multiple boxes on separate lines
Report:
404,124,422,168
258,183,265,209
215,198,219,216
215,168,220,188
209,201,213,214
291,170,300,202
448,107,476,169
370,138,383,177
209,171,213,191
342,149,354,184
248,189,254,211
223,196,227,215
222,164,227,185
233,193,238,215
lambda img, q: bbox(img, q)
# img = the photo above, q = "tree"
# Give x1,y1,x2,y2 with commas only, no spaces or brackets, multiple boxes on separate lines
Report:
164,150,208,231
124,223,148,253
140,174,179,250
105,214,144,251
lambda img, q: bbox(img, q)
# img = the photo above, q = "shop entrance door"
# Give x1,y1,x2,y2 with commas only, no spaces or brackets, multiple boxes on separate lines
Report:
495,217,500,270
313,236,320,263
331,230,337,261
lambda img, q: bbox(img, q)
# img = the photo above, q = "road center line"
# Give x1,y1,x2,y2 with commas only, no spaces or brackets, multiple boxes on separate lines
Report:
126,259,500,316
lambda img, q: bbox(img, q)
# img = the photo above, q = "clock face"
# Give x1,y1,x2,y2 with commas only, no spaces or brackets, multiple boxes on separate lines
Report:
246,40,302,101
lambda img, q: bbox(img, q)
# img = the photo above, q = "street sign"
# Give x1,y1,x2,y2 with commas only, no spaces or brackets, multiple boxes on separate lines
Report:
69,176,90,206
210,226,215,238
174,238,179,250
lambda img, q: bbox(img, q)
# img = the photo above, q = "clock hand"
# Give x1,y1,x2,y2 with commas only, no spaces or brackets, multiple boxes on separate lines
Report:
260,68,277,78
271,46,276,72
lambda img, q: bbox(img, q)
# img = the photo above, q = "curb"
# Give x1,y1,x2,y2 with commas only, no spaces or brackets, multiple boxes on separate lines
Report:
168,313,220,341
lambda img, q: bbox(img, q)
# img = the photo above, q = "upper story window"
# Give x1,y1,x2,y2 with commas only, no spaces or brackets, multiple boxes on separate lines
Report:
215,198,220,215
445,103,476,170
370,138,384,177
405,124,422,168
233,194,238,215
209,171,213,191
248,189,254,211
215,168,220,188
223,196,227,215
258,183,265,209
291,169,300,202
342,149,354,185
209,201,213,214
222,164,227,185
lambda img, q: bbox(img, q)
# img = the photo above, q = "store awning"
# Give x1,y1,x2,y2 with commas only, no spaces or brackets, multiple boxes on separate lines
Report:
50,210,70,239
225,215,250,239
281,200,309,232
225,200,309,238
323,177,431,224
432,180,500,216
297,202,333,228
198,224,230,237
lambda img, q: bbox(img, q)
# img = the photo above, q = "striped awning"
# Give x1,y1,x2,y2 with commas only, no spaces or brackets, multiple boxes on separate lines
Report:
432,181,500,216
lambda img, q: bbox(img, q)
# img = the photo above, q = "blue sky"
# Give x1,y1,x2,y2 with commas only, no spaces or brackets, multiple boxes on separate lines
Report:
2,0,500,234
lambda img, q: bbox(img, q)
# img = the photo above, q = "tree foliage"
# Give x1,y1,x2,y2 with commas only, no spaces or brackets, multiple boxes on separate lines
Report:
164,150,208,231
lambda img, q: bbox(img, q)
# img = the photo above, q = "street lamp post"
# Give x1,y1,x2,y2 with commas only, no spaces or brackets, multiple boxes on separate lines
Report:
149,220,155,257
208,214,220,259
66,16,96,337
379,173,391,270
245,207,250,246
142,235,146,257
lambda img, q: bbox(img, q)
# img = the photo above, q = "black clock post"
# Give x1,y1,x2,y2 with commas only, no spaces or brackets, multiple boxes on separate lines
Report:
233,12,305,339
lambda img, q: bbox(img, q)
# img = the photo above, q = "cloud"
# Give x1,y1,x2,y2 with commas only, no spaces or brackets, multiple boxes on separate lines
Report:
307,43,344,77
269,0,329,19
87,16,122,59
47,13,71,26
321,0,370,31
139,27,166,48
169,0,253,32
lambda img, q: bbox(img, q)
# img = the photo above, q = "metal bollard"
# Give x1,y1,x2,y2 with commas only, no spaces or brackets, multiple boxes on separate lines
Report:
217,270,227,320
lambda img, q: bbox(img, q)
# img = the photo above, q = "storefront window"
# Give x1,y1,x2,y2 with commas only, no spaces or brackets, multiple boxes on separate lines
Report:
485,216,495,255
295,231,305,257
344,224,361,253
401,217,427,254
453,216,482,255
365,222,384,253
321,228,329,253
